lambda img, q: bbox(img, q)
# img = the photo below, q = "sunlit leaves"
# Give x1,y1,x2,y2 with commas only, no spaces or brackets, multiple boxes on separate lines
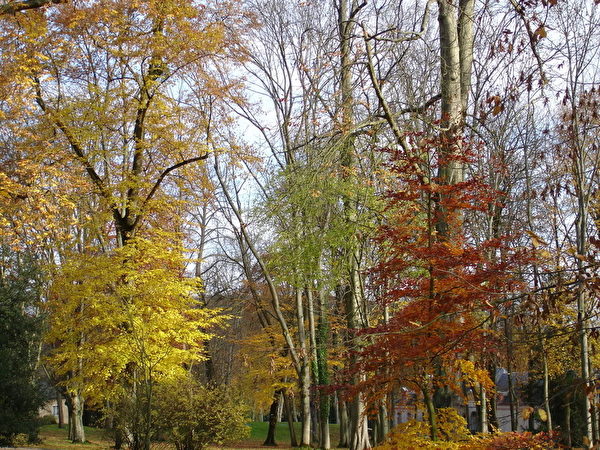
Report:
44,236,225,403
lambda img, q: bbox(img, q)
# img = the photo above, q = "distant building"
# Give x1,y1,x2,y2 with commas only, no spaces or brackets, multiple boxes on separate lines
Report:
391,368,534,433
39,396,67,423
493,368,531,432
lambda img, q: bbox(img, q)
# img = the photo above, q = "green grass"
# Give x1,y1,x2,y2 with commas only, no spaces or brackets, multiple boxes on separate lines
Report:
34,424,113,449
245,421,340,447
35,421,341,450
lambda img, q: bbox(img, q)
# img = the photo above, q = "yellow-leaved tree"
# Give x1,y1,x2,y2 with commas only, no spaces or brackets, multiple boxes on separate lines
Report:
45,236,225,448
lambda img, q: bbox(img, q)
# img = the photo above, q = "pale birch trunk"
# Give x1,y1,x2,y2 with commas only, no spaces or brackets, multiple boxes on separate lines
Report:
296,288,312,446
338,1,370,448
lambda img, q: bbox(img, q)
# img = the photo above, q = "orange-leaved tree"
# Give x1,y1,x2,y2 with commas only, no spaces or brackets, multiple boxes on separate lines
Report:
356,136,531,440
0,0,249,246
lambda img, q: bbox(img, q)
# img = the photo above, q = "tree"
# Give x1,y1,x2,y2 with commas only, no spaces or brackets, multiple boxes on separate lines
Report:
44,236,225,448
359,136,529,440
0,251,44,446
0,2,248,445
0,0,247,246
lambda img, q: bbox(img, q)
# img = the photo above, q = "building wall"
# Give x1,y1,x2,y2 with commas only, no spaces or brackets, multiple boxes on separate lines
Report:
39,397,68,423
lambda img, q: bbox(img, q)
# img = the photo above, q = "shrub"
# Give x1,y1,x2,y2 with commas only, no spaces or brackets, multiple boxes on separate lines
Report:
469,431,557,449
375,418,466,449
436,408,471,442
154,377,250,450
375,409,555,450
0,260,45,447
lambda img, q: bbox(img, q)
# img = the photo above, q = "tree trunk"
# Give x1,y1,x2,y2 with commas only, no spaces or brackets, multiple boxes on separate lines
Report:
433,0,475,413
565,396,572,448
67,392,85,443
311,400,320,447
541,337,553,432
263,393,279,446
317,286,331,449
295,289,312,446
424,388,438,441
378,403,389,445
283,391,299,447
337,1,370,447
306,288,321,448
56,389,64,429
488,385,499,432
338,395,349,448
479,386,488,433
575,141,593,446
349,390,370,450
390,390,399,428
276,391,284,423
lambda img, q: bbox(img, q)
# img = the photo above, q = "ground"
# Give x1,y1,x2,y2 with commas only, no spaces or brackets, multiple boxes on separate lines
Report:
29,423,341,450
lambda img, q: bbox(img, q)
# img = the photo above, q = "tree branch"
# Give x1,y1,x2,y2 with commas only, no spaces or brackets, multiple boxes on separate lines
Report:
362,26,408,151
33,77,110,202
508,0,548,85
130,154,210,231
0,0,65,14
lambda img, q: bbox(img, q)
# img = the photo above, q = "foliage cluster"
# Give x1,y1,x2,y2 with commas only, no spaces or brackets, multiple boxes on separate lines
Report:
357,140,528,423
45,236,223,402
44,235,227,447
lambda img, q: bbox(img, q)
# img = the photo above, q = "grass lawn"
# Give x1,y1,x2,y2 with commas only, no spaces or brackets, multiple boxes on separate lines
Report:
33,422,341,450
33,424,114,450
243,421,339,447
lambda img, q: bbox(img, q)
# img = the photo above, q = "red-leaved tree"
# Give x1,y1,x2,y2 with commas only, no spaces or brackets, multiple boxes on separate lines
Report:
355,135,531,440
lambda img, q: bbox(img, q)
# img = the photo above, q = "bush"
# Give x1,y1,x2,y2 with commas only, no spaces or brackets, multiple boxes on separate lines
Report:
469,431,557,449
436,408,471,442
375,409,555,450
375,418,469,449
38,414,57,426
155,377,250,450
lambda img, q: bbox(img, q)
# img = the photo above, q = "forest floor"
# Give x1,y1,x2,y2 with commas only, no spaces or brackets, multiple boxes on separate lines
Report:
32,423,341,450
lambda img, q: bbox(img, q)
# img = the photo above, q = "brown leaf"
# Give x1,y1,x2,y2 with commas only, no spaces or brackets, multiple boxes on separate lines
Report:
534,26,547,39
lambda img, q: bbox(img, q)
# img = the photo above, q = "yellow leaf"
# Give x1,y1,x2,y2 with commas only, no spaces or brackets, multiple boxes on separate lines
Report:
521,406,534,420
583,436,591,447
525,230,548,247
537,408,548,422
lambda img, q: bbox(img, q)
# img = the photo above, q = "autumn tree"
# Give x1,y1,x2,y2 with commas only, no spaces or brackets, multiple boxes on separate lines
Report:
44,236,225,448
0,1,248,444
0,0,248,246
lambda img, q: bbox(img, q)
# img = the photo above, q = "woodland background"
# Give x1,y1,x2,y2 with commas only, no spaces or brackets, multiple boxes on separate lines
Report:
1,0,600,449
